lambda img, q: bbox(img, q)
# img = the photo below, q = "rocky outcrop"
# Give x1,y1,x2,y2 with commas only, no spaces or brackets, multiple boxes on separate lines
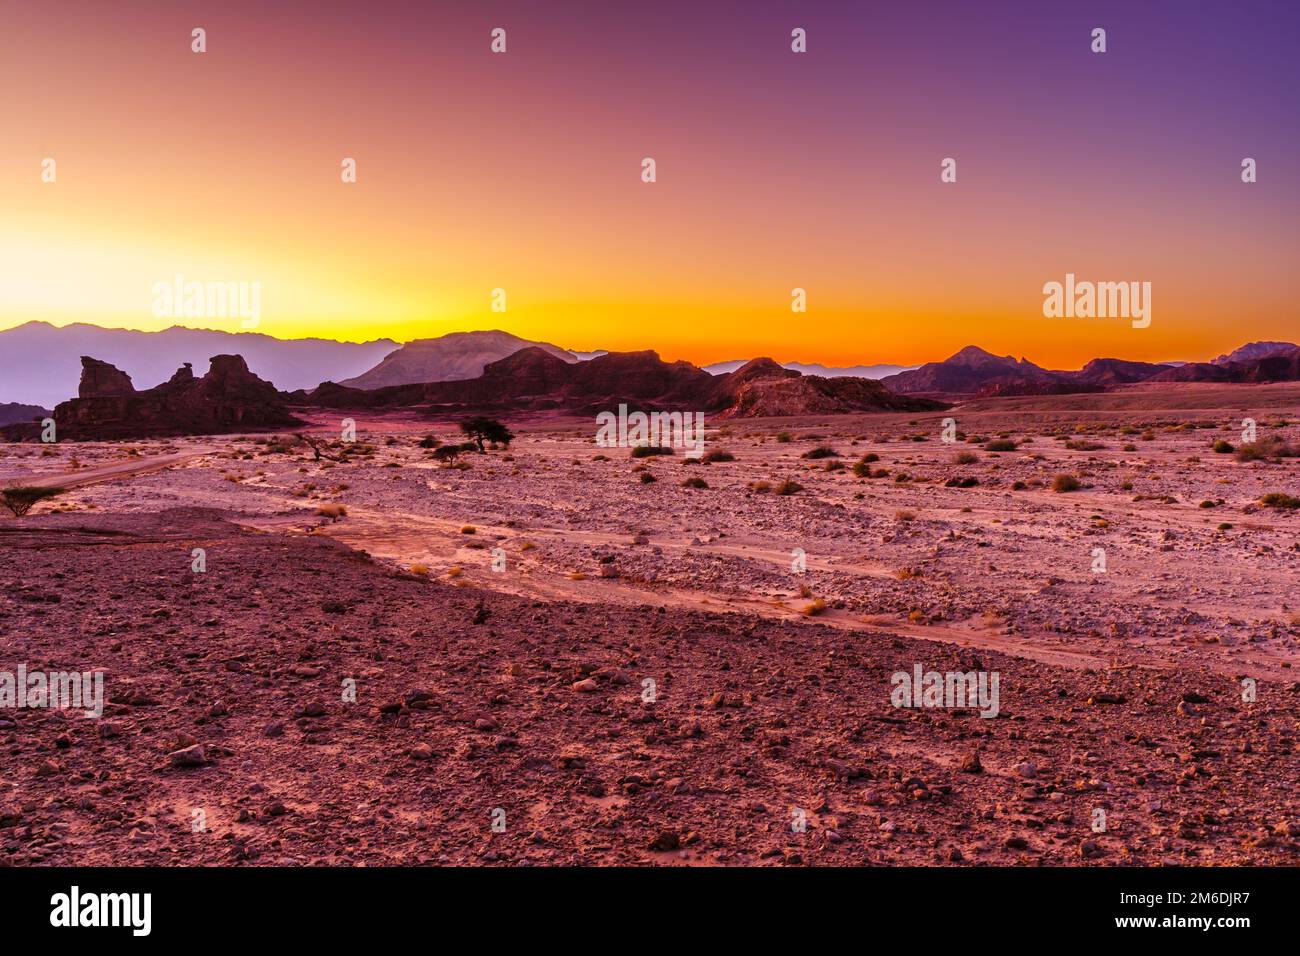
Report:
44,355,302,438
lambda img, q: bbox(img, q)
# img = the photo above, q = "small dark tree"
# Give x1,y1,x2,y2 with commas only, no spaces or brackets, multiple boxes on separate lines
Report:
432,445,461,465
460,417,514,452
295,433,348,463
0,485,65,518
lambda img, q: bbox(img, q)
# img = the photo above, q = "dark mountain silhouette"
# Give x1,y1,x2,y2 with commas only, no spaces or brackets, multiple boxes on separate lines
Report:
1148,347,1300,384
0,321,397,409
6,355,304,439
880,347,1201,397
296,349,946,417
338,330,576,389
0,402,51,427
879,346,1060,396
1071,358,1171,386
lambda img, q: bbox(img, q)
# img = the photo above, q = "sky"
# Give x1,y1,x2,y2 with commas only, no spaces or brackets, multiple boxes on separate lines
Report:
2,0,1297,369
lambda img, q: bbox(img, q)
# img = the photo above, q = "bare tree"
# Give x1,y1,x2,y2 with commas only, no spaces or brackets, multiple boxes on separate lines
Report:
295,433,348,463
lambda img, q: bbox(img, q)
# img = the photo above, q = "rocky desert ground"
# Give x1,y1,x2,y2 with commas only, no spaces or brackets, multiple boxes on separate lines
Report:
1,383,1298,866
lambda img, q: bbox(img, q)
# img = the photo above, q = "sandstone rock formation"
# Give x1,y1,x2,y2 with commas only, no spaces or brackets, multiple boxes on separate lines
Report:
47,354,302,438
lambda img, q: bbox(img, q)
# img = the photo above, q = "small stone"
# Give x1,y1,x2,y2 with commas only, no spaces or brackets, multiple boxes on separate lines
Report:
168,744,207,767
650,831,680,852
959,751,983,774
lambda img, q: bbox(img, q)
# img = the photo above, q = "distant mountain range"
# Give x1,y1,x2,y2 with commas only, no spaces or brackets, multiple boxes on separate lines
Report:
298,349,946,419
5,324,1300,416
0,322,397,409
880,342,1300,397
704,359,916,379
338,330,576,389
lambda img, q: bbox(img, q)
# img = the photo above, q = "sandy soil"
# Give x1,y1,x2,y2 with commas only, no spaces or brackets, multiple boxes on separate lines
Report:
1,385,1297,865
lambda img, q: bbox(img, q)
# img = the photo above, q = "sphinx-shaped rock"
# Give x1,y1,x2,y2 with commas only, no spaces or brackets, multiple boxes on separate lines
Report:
77,357,135,398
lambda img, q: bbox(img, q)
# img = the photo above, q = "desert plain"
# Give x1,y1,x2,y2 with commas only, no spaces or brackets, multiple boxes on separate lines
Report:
1,382,1298,866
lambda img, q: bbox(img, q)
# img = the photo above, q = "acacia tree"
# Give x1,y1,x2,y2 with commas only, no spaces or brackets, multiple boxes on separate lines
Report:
459,417,514,452
295,433,347,462
0,485,65,518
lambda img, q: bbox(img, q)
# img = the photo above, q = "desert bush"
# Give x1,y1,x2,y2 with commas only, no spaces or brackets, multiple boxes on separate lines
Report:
801,598,827,617
0,485,64,518
639,472,657,483
748,480,772,493
775,431,792,443
801,446,839,460
775,479,803,495
945,476,978,488
1051,474,1081,492
1211,439,1234,454
630,445,674,458
1065,440,1105,451
315,503,347,520
895,509,916,522
1259,492,1300,509
461,525,477,534
1236,437,1300,462
410,563,430,575
701,449,735,463
681,477,709,489
984,439,1017,452
953,451,979,465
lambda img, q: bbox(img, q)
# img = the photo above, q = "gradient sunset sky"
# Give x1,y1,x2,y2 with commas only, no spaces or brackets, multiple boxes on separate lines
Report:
2,0,1297,369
